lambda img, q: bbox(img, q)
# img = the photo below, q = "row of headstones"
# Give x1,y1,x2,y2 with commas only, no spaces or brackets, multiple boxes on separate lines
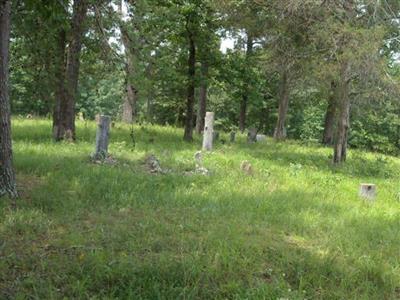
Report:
92,114,377,202
202,112,266,151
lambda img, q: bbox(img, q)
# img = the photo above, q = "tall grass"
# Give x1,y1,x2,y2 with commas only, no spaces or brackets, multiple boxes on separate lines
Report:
1,118,400,299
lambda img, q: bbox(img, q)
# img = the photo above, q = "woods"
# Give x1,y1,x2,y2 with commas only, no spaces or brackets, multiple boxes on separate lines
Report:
5,0,400,158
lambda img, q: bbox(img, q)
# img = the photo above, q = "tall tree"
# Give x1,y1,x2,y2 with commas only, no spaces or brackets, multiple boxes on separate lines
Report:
119,0,138,124
238,33,254,132
0,0,17,199
53,0,88,141
322,81,337,145
183,12,196,141
195,60,208,134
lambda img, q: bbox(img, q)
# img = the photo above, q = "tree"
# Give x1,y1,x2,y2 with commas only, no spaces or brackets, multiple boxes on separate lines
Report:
118,0,139,124
53,0,89,141
0,0,17,199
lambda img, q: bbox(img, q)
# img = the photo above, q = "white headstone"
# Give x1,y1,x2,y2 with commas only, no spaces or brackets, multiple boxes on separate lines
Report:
359,184,376,201
202,112,214,151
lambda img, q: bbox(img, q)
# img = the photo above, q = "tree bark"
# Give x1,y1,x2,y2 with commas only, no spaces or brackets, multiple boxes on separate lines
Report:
0,0,17,199
52,29,67,140
196,62,208,134
119,3,138,124
274,69,290,140
333,63,351,164
195,61,208,134
183,30,196,142
53,0,88,141
239,34,254,133
322,81,337,145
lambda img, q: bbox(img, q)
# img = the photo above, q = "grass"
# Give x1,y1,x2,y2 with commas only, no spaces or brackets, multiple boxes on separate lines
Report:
1,118,400,299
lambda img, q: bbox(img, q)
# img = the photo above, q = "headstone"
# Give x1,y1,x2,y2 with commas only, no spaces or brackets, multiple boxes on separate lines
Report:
194,151,209,175
213,131,220,142
95,113,101,125
256,134,267,142
194,151,203,168
202,112,215,151
359,184,376,201
247,128,257,143
145,154,162,173
240,160,253,175
230,131,236,143
77,112,84,121
93,115,111,160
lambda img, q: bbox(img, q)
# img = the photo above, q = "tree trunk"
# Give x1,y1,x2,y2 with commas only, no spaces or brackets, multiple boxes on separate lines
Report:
0,0,17,199
322,81,337,145
52,29,67,140
274,69,290,140
195,61,208,134
53,0,88,141
239,95,248,133
120,5,138,124
122,64,138,124
183,31,196,142
239,34,254,133
333,63,351,164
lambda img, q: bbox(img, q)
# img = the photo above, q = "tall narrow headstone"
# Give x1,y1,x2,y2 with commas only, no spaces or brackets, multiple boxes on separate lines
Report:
93,115,111,160
230,131,236,143
247,128,257,143
202,112,214,151
213,131,220,142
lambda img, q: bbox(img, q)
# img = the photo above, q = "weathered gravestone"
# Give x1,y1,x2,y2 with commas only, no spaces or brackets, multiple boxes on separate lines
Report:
93,115,111,160
359,184,376,201
230,131,236,143
240,160,253,175
213,131,220,142
247,128,257,143
202,112,215,151
256,134,267,142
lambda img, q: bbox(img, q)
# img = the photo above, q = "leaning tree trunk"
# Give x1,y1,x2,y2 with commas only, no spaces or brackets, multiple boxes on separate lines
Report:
53,0,88,141
322,81,337,145
239,34,254,133
0,0,17,199
122,63,138,124
274,69,290,140
183,30,196,142
333,64,351,164
195,61,208,134
119,5,138,124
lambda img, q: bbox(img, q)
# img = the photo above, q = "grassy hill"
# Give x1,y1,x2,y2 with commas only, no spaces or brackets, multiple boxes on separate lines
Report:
1,118,400,299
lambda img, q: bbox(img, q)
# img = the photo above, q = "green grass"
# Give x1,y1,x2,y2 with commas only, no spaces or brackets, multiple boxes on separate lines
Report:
1,118,400,299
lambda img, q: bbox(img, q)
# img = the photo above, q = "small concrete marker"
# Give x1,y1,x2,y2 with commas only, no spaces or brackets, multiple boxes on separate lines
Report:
256,134,267,142
359,183,376,201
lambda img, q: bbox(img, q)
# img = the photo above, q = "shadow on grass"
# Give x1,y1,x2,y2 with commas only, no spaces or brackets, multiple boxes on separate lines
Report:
1,183,398,299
